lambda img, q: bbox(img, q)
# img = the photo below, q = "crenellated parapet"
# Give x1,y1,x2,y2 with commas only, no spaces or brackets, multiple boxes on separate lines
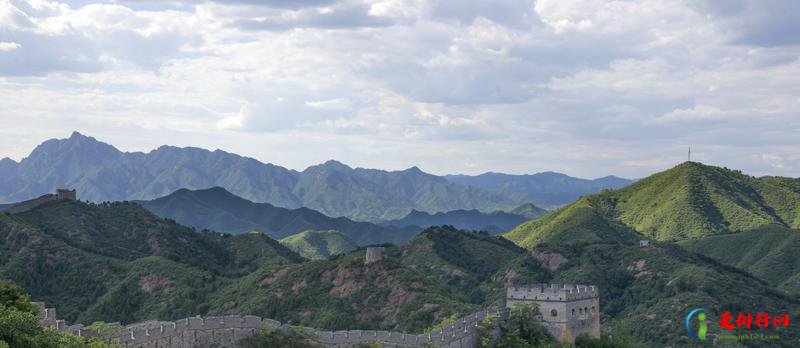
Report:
33,301,509,348
505,284,601,344
507,283,598,302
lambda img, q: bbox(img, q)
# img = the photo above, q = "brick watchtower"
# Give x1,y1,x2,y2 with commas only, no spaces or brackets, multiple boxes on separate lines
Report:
56,189,77,200
506,284,600,343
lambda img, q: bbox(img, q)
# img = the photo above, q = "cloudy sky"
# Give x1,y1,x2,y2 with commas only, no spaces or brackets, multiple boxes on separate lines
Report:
0,0,798,178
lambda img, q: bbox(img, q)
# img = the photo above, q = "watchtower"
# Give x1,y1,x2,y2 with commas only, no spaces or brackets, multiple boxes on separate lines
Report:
506,284,600,343
364,247,383,264
56,189,77,200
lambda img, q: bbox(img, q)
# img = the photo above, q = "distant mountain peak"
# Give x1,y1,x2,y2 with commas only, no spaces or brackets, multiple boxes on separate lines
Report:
320,159,352,170
69,130,86,139
404,166,423,173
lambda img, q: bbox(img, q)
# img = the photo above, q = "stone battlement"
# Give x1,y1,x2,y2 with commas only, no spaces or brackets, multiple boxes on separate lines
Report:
507,283,598,301
505,284,600,343
34,300,508,348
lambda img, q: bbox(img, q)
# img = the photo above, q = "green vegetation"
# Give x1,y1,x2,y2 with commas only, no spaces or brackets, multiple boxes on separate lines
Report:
4,160,800,348
477,302,555,348
679,224,800,296
279,230,359,259
510,162,800,245
505,162,800,346
207,245,476,332
0,200,302,324
0,202,496,332
0,279,114,348
507,203,549,220
400,226,550,304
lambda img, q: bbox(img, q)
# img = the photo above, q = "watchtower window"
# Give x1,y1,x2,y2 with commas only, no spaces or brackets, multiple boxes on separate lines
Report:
550,309,557,317
579,308,583,315
571,309,575,316
584,307,588,315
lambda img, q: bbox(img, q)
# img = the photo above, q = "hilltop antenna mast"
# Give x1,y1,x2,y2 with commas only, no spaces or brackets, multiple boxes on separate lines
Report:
688,147,691,162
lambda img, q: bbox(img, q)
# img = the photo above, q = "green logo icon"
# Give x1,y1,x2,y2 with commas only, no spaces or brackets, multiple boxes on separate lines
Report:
686,308,708,340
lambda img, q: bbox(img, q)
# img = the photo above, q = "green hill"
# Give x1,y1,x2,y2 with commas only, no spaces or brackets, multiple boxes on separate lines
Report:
507,203,548,219
505,162,800,346
279,230,359,259
535,239,798,347
0,199,303,323
207,246,477,332
679,224,800,296
137,187,416,245
509,162,800,246
0,200,518,333
399,226,550,304
4,187,800,346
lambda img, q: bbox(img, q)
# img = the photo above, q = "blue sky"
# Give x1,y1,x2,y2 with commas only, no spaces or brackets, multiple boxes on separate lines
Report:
0,0,798,178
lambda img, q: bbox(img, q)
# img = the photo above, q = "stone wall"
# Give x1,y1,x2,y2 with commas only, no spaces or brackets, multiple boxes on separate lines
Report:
34,301,508,348
6,194,58,214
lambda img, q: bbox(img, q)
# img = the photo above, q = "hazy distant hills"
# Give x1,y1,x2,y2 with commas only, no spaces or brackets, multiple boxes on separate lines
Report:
136,187,414,245
445,171,633,209
382,204,545,234
0,132,629,220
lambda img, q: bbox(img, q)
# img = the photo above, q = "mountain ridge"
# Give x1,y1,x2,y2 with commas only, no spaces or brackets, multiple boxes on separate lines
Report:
1,132,631,220
445,171,634,209
136,187,415,245
381,205,544,234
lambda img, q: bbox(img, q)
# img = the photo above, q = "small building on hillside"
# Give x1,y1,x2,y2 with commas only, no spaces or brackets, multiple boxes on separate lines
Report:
6,189,77,214
639,240,650,248
56,189,77,200
364,247,383,264
506,284,600,343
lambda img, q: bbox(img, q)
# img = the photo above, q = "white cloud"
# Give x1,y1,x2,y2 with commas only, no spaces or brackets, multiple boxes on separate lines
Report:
0,41,20,50
0,0,799,178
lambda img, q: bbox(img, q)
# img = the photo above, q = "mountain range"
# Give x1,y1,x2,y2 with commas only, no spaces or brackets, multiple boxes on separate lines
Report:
2,163,798,346
446,172,633,209
381,205,544,234
0,132,630,221
0,199,534,332
135,187,414,246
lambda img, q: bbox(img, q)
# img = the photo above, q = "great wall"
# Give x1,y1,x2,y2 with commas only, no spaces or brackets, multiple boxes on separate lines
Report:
34,301,508,348
33,283,599,347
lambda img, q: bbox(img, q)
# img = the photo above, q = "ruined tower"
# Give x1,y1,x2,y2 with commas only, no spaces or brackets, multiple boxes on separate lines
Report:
56,189,77,200
364,247,383,264
506,284,600,343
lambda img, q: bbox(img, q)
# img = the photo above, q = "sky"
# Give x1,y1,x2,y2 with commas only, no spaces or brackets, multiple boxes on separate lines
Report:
0,0,798,179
